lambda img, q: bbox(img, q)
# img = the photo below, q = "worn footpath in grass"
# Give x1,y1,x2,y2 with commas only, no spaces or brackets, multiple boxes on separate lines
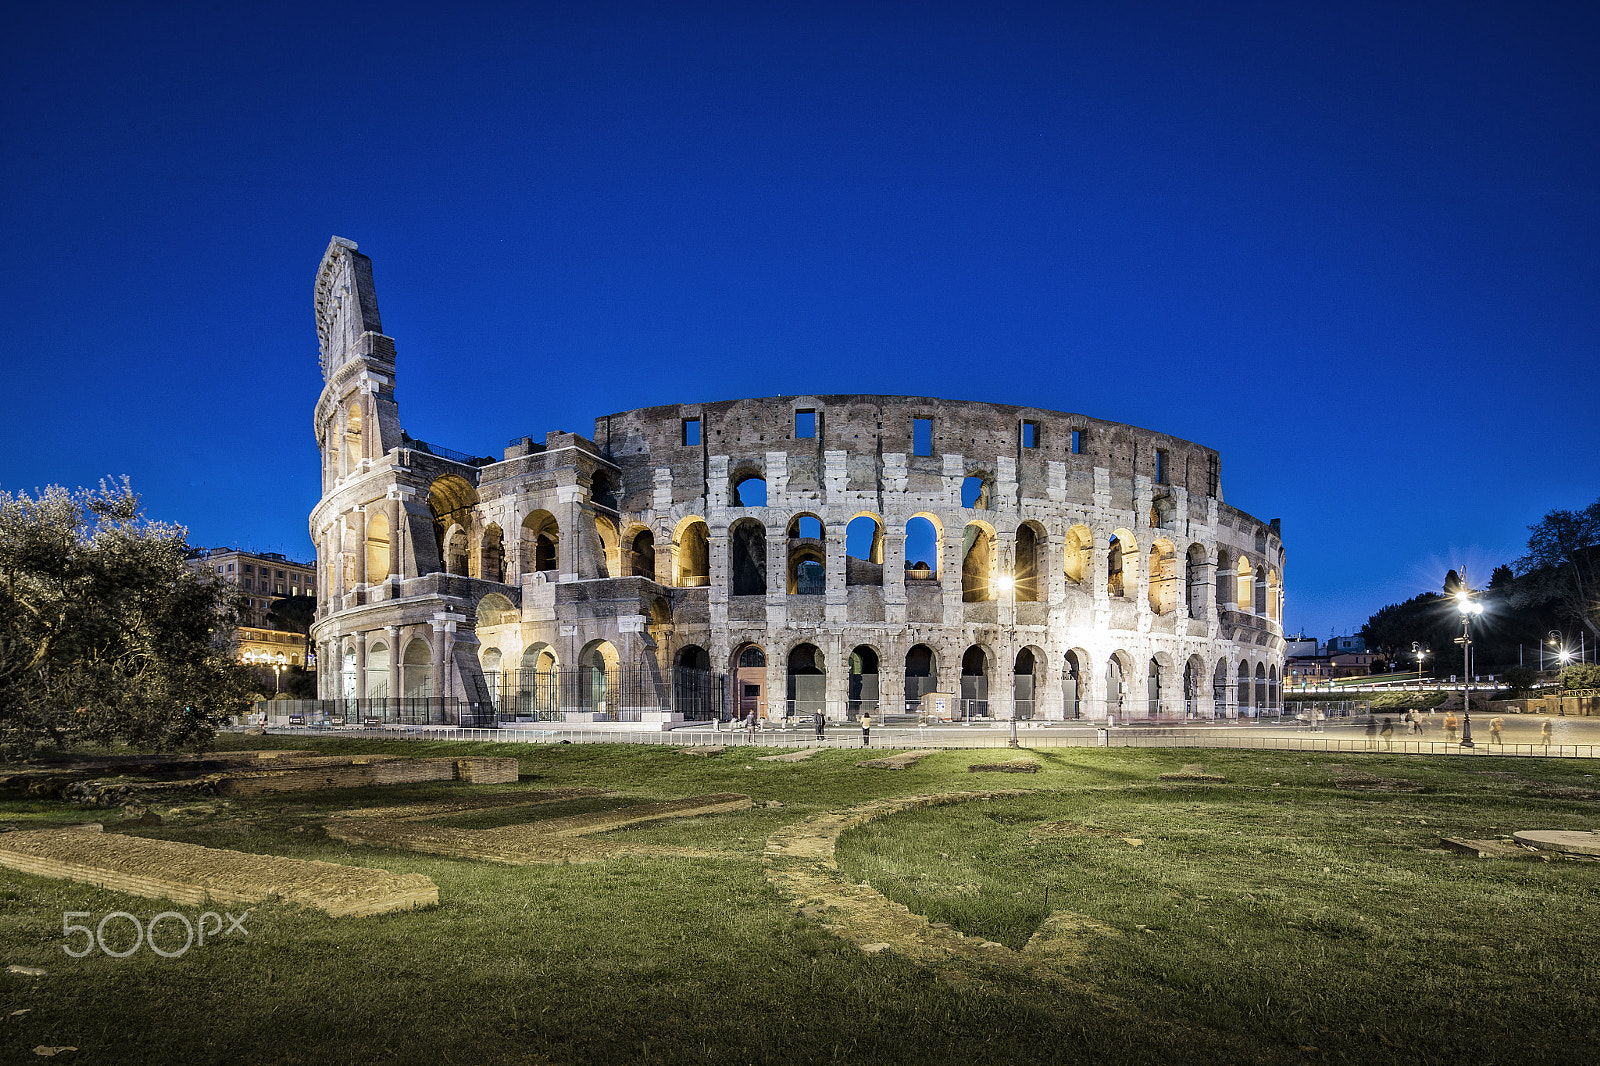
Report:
1,736,1597,1064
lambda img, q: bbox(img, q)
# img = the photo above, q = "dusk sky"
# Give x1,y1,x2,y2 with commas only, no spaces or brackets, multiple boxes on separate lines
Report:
2,1,1596,641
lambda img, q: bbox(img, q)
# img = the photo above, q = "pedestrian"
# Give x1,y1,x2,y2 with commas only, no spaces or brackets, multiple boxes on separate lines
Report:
1313,708,1325,733
814,708,826,741
1444,711,1459,742
1364,715,1378,749
860,711,873,747
1380,716,1394,751
1490,716,1504,746
1541,717,1553,754
1404,709,1416,735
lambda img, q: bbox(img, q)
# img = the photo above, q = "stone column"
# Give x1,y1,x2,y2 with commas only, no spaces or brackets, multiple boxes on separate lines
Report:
824,524,847,625
354,630,368,700
883,528,906,625
352,512,366,587
386,624,402,705
387,497,403,580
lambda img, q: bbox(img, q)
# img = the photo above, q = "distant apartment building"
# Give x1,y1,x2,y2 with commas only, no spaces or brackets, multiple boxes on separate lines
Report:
187,548,317,666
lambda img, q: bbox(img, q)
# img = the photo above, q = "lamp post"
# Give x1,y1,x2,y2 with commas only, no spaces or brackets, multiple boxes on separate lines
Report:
1455,590,1484,747
1412,641,1428,688
1557,645,1573,716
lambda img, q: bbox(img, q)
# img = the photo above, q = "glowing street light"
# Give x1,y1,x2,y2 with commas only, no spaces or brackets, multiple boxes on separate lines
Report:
1454,588,1484,747
1412,641,1429,687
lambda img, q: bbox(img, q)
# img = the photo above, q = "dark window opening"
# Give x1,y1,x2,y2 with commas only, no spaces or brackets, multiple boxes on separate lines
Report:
913,418,933,456
961,476,989,509
731,476,767,507
795,410,816,439
1156,449,1169,485
1070,428,1083,454
1021,420,1039,449
682,418,701,446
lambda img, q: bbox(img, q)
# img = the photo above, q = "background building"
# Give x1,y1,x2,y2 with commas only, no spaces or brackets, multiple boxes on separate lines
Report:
187,547,316,667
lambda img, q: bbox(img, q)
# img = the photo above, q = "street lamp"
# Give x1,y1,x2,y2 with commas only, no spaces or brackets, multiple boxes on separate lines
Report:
1454,589,1484,747
1412,641,1429,688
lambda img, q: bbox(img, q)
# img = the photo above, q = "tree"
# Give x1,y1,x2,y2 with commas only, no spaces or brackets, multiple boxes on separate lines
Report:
0,480,253,757
266,593,317,664
1562,662,1600,692
1515,498,1600,642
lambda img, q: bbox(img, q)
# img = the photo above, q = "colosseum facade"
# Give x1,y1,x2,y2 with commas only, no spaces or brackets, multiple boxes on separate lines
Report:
309,236,1286,724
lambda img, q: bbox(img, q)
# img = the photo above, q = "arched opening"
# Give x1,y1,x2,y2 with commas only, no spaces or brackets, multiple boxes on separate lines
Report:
1186,544,1207,619
1062,650,1083,720
1147,658,1162,719
1184,656,1203,718
366,641,390,701
479,524,505,583
786,514,825,595
961,523,995,602
960,646,990,719
1013,648,1038,720
521,510,559,575
443,525,470,577
342,645,357,700
1256,662,1268,713
1063,524,1093,586
729,518,767,596
674,517,709,587
904,644,937,714
731,472,767,507
673,645,717,720
402,638,432,700
1237,661,1251,715
848,645,879,716
343,404,363,471
1107,529,1138,599
1267,568,1282,623
1148,539,1177,615
365,511,391,584
630,528,656,581
1105,656,1125,721
845,515,884,586
905,516,940,582
480,647,503,707
1216,548,1233,609
1237,556,1256,614
593,514,619,578
580,641,620,715
1268,664,1280,711
517,643,558,718
1015,523,1042,602
961,474,992,510
427,476,478,576
733,643,766,721
786,643,825,719
1214,660,1230,718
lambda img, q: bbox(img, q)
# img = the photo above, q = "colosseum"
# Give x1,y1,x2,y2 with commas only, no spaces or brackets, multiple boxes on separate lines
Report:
309,236,1286,726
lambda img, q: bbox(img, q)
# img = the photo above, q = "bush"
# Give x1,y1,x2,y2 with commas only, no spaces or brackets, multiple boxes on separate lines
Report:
1369,692,1447,711
1562,662,1600,692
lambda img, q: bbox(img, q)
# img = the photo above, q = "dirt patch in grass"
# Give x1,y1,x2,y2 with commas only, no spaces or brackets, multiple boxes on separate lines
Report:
1331,772,1428,792
1157,762,1227,783
325,787,611,822
968,760,1041,774
764,791,1117,989
855,750,936,770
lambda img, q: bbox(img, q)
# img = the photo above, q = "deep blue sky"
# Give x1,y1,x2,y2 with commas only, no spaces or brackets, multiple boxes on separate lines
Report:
3,1,1596,640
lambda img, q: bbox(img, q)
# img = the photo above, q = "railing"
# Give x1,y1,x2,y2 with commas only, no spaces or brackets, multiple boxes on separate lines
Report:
401,435,497,467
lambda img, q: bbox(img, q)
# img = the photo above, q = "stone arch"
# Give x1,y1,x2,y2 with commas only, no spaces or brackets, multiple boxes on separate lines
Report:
786,642,826,718
1236,555,1256,614
474,592,518,628
520,510,559,575
732,641,767,720
729,517,767,596
1237,661,1251,713
589,470,619,512
1148,538,1178,615
366,510,391,583
343,403,363,472
624,524,656,581
673,515,710,587
904,643,938,711
366,640,390,700
593,514,620,578
961,472,993,510
960,644,992,717
1145,656,1164,719
427,475,478,576
1062,648,1087,719
1255,662,1268,711
1215,547,1234,609
786,513,826,595
443,523,470,577
905,513,942,582
847,644,881,713
1268,663,1280,711
480,646,503,703
1184,654,1206,717
1013,645,1044,719
961,520,997,602
1267,567,1282,623
1186,543,1207,619
1105,651,1132,721
577,639,620,714
845,513,884,587
479,523,505,583
1063,523,1094,586
673,644,717,719
402,637,433,699
1015,521,1045,602
730,464,767,507
1214,658,1231,717
1108,528,1138,599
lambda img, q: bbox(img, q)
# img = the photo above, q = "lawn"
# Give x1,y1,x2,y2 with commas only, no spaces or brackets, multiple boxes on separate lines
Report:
1,736,1597,1064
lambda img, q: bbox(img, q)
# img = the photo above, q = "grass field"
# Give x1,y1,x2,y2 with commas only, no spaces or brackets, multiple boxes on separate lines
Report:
2,736,1598,1064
